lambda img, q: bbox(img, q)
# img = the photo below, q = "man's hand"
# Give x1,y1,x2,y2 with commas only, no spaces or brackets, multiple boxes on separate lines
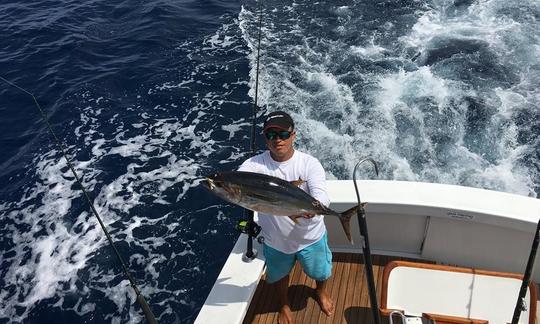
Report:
289,212,318,224
301,212,317,219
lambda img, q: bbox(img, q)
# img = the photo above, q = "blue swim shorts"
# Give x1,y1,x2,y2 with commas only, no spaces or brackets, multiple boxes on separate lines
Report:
263,232,332,284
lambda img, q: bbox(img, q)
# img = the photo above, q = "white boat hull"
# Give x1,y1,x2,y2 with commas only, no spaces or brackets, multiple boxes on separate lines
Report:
195,180,540,323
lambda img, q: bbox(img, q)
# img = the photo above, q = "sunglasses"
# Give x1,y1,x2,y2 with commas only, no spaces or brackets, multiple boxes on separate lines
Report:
264,130,292,140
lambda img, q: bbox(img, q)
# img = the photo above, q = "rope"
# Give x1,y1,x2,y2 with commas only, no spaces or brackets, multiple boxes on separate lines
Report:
0,76,158,324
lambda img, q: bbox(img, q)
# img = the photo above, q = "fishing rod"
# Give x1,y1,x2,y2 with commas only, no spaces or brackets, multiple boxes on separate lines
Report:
511,217,540,324
353,158,381,324
244,0,264,262
0,76,158,324
250,0,263,154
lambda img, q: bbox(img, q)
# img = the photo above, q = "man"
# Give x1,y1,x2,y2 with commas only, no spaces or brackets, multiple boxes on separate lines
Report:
238,111,335,324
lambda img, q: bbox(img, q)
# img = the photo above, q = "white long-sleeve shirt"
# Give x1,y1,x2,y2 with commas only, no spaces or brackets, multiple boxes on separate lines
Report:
238,150,329,253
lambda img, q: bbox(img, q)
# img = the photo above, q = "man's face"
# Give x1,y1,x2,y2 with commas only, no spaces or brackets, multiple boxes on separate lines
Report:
264,127,296,159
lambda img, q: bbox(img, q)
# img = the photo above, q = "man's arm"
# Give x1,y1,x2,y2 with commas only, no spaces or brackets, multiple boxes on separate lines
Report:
297,157,329,219
306,158,330,207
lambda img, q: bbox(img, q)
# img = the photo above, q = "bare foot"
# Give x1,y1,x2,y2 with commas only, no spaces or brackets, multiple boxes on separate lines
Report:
316,289,335,316
278,304,293,324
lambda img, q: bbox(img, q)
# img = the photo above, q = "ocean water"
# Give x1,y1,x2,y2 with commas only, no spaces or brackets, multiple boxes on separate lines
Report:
1,0,539,323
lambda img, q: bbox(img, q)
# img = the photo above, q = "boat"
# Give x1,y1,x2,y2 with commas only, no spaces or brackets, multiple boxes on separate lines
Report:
194,179,540,323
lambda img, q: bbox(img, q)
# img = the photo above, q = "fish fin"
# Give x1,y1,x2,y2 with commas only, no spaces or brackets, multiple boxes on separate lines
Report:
290,178,305,187
339,205,360,244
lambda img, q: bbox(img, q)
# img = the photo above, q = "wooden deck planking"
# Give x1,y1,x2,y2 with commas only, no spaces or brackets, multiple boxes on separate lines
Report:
321,253,344,324
334,252,353,323
290,261,308,320
350,253,366,323
244,253,399,324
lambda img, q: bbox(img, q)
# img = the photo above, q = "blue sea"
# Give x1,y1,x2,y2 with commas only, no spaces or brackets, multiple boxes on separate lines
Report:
1,0,539,323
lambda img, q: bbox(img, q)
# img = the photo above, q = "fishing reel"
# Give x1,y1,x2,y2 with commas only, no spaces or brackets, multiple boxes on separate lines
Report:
236,220,264,244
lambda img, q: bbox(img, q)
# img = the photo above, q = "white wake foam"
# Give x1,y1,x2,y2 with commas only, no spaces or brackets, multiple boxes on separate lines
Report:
239,0,539,196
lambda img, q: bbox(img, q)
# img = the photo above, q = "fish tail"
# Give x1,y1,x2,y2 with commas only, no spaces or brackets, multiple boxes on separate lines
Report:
339,205,360,244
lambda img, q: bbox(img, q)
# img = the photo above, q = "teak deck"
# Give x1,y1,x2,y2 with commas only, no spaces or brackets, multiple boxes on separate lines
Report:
243,253,413,324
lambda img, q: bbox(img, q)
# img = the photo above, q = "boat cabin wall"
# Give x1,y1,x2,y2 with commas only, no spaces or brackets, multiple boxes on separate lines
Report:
324,180,540,282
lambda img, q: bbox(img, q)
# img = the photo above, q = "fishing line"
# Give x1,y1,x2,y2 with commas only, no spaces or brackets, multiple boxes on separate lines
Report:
0,75,158,324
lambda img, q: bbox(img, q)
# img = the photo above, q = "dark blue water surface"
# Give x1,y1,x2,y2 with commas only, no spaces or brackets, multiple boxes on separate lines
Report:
1,0,539,323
